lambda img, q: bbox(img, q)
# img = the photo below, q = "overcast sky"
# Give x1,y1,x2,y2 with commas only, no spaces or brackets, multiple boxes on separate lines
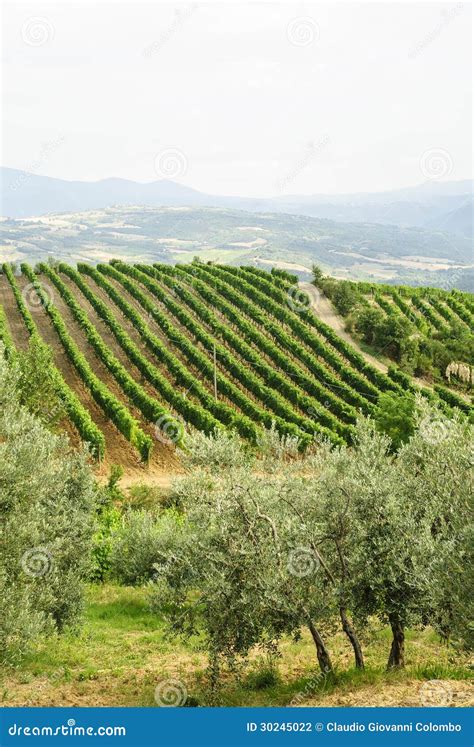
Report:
2,1,472,196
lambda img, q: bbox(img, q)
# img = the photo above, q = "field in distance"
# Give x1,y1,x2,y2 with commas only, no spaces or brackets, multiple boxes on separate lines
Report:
2,205,473,289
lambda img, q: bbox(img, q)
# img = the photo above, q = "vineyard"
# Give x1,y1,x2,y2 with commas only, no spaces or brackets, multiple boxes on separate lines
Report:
316,272,474,395
0,261,471,466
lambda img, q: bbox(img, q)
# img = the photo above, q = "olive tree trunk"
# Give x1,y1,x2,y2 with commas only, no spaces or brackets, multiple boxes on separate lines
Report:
307,619,333,673
340,607,365,669
387,615,405,669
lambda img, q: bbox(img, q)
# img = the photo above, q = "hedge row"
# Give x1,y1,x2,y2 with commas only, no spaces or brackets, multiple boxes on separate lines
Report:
174,262,366,422
21,264,151,461
3,264,105,459
110,261,339,448
142,264,350,442
191,264,387,401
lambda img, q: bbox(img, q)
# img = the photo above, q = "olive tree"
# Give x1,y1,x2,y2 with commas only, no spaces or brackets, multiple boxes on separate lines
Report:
334,399,472,668
151,466,336,675
150,403,472,677
0,350,96,663
398,398,473,652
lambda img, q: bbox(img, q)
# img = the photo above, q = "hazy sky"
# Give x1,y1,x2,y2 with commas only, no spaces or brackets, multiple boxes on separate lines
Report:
2,1,472,196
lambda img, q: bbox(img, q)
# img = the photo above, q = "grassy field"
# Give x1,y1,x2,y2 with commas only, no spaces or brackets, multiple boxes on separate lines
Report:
2,585,472,708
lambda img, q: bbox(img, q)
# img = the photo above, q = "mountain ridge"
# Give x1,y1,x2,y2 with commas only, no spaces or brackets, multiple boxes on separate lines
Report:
1,167,472,237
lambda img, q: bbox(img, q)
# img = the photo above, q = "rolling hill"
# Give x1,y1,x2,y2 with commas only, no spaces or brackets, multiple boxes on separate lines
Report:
2,167,472,238
2,205,472,289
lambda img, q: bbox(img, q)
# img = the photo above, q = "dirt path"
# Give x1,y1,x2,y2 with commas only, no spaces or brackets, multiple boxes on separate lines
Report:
299,282,438,392
299,282,389,374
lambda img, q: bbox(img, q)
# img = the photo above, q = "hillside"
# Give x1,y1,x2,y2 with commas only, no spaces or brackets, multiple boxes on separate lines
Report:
0,261,471,469
315,272,474,392
2,205,472,289
2,167,472,238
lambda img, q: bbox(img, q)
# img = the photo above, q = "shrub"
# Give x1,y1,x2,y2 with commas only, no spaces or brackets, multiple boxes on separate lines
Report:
0,350,96,664
179,428,253,471
109,509,183,585
90,505,122,582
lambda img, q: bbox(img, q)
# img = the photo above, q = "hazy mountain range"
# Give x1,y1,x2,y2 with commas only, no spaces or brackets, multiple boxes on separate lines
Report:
1,167,472,238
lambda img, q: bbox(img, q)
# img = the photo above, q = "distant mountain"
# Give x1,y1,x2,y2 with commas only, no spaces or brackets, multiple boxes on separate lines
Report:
1,167,472,238
424,200,473,237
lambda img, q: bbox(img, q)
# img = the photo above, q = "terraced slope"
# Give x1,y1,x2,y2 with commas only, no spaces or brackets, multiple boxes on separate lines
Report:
1,261,471,464
314,274,473,408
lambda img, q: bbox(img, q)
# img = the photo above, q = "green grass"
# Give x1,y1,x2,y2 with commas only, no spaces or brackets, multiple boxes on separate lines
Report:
1,585,471,707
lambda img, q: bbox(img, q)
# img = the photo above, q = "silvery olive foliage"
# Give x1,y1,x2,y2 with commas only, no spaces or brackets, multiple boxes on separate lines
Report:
150,465,335,671
151,429,339,672
150,398,472,674
179,428,254,470
397,398,473,651
109,509,184,586
256,422,301,466
0,350,96,664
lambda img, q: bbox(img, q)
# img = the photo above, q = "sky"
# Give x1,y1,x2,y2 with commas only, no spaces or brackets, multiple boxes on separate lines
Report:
2,1,472,197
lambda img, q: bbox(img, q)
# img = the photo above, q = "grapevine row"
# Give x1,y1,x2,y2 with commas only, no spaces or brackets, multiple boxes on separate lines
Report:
215,264,401,394
107,261,340,447
72,263,260,443
21,264,151,461
170,262,367,420
141,264,350,441
444,295,473,327
411,296,451,335
0,302,15,358
3,264,105,458
184,263,389,401
39,263,187,450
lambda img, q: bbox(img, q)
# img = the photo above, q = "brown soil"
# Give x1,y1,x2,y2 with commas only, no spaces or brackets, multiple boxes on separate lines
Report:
12,274,179,476
300,282,388,374
0,275,31,351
